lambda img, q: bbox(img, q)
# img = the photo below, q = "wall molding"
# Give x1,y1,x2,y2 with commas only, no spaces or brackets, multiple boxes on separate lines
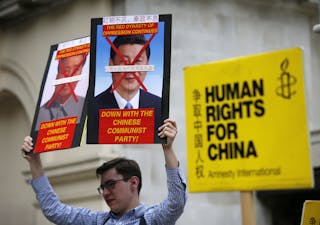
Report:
0,58,37,123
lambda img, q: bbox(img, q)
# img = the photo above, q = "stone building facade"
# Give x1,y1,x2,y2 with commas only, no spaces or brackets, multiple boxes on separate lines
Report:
1,0,320,224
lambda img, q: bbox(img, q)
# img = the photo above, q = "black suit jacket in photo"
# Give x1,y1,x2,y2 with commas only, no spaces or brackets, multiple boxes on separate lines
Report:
87,86,164,143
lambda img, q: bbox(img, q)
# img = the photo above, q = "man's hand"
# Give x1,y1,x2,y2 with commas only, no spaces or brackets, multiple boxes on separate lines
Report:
21,136,37,160
158,118,177,149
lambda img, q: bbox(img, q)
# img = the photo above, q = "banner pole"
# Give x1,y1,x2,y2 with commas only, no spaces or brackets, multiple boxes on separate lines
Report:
241,191,256,225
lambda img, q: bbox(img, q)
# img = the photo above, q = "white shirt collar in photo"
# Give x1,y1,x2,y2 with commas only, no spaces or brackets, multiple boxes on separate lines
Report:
113,89,140,109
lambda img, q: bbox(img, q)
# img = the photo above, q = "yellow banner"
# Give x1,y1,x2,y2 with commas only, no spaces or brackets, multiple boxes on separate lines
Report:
184,47,313,192
300,201,320,225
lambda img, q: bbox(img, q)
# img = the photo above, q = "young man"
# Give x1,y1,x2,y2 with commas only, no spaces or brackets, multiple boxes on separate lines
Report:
21,119,187,225
88,35,163,143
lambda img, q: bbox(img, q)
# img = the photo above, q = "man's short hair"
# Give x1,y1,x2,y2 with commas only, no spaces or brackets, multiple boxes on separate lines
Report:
96,157,142,194
110,35,151,61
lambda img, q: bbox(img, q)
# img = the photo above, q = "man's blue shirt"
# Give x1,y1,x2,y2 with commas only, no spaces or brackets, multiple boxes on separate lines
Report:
31,166,187,225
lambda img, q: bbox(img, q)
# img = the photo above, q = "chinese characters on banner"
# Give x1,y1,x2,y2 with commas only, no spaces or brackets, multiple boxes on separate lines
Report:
184,48,313,192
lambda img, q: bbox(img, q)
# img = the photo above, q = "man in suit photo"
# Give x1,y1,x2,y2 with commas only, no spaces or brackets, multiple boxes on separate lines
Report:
88,34,163,144
35,53,88,130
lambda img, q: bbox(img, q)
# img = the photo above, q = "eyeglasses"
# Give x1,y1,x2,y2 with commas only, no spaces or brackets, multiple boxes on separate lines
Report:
97,177,130,195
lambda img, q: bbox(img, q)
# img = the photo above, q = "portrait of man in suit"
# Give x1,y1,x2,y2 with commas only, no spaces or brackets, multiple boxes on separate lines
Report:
96,35,161,109
35,53,88,131
30,37,91,153
89,34,163,143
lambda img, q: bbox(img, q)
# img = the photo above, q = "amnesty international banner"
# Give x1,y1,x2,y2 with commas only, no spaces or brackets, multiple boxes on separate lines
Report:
184,47,313,192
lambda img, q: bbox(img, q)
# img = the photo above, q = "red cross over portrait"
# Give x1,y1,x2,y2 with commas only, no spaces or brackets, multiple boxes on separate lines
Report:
32,37,91,153
47,52,88,108
88,14,172,144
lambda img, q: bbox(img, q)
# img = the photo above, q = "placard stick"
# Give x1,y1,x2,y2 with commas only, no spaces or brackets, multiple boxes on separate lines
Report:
241,191,256,225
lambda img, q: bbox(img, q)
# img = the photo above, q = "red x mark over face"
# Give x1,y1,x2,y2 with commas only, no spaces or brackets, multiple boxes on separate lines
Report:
46,53,88,108
105,34,156,94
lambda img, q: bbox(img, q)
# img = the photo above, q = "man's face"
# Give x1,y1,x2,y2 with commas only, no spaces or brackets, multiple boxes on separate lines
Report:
110,44,148,98
100,168,137,216
55,54,84,97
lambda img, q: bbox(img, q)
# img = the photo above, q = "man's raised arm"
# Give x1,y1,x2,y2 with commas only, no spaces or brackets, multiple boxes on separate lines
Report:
21,136,44,179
